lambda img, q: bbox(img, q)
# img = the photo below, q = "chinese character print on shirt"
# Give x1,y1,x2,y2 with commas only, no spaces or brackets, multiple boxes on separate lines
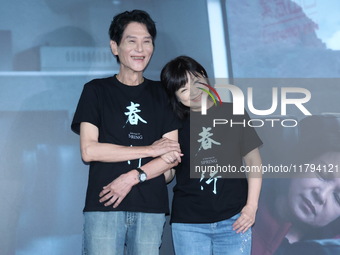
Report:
123,101,147,127
196,127,222,195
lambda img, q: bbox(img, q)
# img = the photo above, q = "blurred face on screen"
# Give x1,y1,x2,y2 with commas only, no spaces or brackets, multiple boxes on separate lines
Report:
287,151,340,227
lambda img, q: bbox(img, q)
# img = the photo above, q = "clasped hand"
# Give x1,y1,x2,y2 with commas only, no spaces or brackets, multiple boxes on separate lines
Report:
99,137,182,208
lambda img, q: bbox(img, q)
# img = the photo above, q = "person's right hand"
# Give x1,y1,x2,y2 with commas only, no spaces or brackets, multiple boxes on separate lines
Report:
150,137,181,158
160,150,182,164
233,204,257,233
99,170,138,208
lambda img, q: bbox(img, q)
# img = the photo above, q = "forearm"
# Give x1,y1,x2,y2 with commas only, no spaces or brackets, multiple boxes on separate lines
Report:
98,129,180,208
244,148,263,208
99,156,178,208
81,142,152,163
246,176,262,208
139,129,180,180
141,157,178,180
233,172,262,233
80,122,180,163
116,156,177,187
233,148,262,233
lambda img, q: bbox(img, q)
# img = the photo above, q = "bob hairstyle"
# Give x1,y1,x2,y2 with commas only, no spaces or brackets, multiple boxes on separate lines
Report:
160,55,208,120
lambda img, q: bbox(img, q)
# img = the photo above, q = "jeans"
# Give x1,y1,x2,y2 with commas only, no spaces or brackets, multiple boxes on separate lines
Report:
172,213,251,255
83,211,166,255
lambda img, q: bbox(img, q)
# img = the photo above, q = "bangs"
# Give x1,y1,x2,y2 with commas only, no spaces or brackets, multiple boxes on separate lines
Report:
160,55,208,120
171,64,205,91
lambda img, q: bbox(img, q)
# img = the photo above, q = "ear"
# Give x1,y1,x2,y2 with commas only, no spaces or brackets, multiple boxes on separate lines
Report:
110,40,118,55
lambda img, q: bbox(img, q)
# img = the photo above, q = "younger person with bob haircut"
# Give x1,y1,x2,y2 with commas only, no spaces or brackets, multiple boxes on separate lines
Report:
161,55,263,255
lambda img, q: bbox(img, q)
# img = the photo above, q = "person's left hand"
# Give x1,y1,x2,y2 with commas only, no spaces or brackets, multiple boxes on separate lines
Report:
232,204,257,233
99,170,138,208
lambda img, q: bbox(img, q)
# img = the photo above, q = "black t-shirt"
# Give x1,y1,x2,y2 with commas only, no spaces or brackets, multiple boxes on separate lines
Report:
171,103,263,223
71,75,180,214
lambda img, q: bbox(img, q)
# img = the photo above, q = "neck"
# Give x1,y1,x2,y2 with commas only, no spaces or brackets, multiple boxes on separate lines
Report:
116,71,144,86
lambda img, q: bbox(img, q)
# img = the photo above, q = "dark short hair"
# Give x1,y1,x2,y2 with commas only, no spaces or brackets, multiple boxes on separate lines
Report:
161,55,208,120
108,10,156,62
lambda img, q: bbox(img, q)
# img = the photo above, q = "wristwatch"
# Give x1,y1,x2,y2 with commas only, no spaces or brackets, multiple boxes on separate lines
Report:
136,167,147,183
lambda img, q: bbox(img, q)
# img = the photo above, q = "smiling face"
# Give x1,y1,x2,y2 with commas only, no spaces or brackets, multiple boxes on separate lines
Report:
110,22,153,75
175,72,211,112
286,151,340,227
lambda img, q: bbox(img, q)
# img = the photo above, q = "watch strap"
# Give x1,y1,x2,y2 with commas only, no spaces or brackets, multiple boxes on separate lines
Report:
136,167,145,174
136,167,147,182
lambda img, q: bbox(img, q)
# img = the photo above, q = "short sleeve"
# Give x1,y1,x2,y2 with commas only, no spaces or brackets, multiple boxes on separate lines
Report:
71,82,100,135
241,110,263,156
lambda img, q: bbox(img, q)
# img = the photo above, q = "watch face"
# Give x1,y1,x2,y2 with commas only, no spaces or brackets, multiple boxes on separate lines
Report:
140,173,147,182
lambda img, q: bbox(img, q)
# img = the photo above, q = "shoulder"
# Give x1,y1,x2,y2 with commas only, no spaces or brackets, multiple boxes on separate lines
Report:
144,78,168,97
221,102,233,110
81,77,115,96
84,76,114,88
220,102,251,118
145,78,162,90
144,78,160,85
